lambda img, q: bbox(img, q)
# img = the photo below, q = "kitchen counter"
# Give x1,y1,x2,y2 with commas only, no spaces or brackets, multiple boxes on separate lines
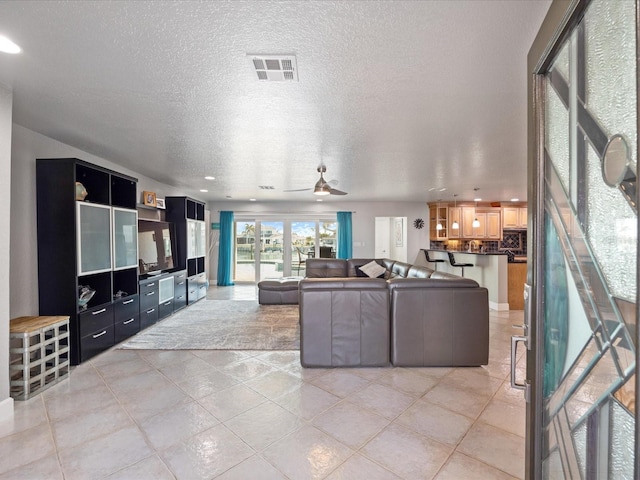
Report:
429,250,508,256
416,249,509,310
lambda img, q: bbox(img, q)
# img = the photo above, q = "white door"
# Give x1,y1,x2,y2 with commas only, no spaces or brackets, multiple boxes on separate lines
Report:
374,217,390,258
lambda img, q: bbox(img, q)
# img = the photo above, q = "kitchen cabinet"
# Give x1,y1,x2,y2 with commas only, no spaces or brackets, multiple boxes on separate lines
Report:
503,206,528,229
461,207,501,239
486,212,502,239
429,205,448,241
448,207,461,239
461,207,479,238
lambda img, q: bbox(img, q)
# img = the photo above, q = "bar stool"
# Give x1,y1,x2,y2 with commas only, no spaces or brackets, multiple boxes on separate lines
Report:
447,252,474,277
423,249,445,271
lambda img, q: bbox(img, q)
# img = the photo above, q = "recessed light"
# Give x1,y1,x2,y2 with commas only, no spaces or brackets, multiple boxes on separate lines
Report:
316,199,323,202
200,189,208,193
438,188,447,192
474,198,482,202
249,198,256,202
204,176,215,180
511,198,520,202
0,35,21,54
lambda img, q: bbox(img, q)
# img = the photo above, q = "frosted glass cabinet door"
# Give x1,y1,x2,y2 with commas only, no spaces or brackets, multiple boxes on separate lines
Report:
112,207,138,270
196,221,206,257
77,202,112,275
187,219,197,259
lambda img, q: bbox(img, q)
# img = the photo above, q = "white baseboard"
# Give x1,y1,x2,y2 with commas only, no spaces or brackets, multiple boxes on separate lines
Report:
0,396,14,422
490,301,510,311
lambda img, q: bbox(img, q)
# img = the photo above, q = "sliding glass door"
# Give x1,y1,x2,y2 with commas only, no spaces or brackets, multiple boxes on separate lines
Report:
259,222,284,280
291,221,316,277
234,217,336,282
234,221,256,282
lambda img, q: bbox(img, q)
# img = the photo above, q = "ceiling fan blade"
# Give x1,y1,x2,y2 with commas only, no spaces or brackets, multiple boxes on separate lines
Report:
283,187,312,192
329,188,348,195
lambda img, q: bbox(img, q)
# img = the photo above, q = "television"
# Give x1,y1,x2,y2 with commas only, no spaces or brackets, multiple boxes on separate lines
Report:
138,219,176,275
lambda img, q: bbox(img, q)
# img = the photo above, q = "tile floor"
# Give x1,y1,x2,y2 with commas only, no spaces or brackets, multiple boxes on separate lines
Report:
0,286,527,479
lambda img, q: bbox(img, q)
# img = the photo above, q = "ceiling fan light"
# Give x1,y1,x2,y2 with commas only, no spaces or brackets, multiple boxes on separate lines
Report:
313,185,330,195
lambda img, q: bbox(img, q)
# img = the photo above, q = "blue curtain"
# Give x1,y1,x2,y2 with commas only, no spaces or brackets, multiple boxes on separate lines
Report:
336,211,352,259
217,211,235,286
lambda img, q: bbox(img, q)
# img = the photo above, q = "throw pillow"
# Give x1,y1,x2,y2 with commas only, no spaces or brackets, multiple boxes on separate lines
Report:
358,260,387,278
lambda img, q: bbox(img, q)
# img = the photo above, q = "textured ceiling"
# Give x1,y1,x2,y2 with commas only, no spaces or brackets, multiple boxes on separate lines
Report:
0,0,551,203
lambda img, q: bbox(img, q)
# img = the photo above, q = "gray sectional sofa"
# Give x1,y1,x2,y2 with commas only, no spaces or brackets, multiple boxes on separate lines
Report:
299,258,489,368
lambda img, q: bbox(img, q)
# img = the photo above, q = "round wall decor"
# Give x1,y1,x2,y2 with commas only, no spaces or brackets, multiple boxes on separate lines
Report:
413,218,425,229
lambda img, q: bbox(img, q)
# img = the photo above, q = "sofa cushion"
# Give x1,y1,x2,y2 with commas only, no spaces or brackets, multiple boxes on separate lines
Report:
305,258,348,278
407,265,434,278
389,261,412,278
359,260,387,278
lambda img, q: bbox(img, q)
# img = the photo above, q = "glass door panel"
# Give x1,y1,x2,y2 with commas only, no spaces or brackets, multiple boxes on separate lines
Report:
112,207,138,270
196,221,206,257
234,221,256,282
259,222,283,280
319,221,337,258
291,221,316,276
77,202,112,275
534,1,637,477
186,219,197,259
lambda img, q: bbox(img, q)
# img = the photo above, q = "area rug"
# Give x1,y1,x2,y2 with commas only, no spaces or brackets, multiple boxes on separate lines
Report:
119,300,299,350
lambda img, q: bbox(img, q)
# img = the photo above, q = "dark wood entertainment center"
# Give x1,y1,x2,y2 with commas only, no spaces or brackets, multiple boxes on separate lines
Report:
36,158,207,365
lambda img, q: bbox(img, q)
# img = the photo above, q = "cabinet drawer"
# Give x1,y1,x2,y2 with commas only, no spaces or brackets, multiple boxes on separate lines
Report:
173,292,187,311
140,288,158,311
115,295,139,321
80,325,115,363
158,299,173,320
174,275,187,295
197,284,207,300
174,271,187,284
140,306,158,329
139,280,159,296
79,304,114,338
187,277,198,305
115,315,139,343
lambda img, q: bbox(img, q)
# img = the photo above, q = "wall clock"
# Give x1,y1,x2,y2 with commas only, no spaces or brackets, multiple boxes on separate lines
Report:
413,218,425,229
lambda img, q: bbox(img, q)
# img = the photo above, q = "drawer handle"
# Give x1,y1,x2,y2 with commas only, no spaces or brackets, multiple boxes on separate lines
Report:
123,318,135,325
163,301,171,306
177,295,184,299
147,282,155,287
122,299,134,305
92,308,107,316
178,281,185,285
146,291,156,296
92,330,107,339
146,308,155,314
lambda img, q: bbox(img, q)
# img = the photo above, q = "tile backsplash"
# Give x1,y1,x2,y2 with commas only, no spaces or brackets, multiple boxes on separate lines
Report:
501,230,527,254
430,230,526,254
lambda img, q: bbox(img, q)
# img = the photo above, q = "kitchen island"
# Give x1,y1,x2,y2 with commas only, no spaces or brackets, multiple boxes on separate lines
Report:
414,249,510,310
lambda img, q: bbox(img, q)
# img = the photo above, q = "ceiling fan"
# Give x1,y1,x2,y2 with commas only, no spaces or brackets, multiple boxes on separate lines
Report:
284,165,348,196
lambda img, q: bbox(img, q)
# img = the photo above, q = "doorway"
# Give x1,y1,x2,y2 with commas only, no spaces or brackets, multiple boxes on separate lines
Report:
375,216,407,262
233,217,336,282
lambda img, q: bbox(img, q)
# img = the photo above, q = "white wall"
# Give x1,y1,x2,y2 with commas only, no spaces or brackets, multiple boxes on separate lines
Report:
9,124,197,318
0,83,13,421
207,200,430,281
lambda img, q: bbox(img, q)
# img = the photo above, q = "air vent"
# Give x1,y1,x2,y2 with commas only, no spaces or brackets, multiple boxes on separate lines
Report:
247,54,298,82
258,185,275,190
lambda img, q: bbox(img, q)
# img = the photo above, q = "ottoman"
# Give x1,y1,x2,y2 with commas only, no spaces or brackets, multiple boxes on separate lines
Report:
258,277,303,305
